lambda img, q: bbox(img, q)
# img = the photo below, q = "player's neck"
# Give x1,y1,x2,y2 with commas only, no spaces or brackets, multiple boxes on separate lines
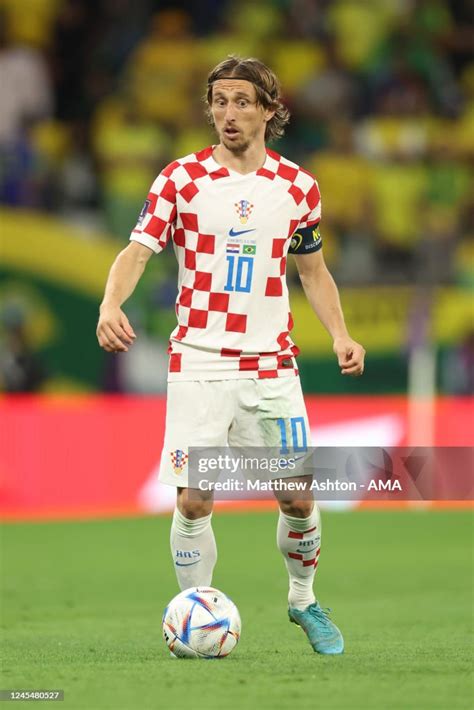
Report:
213,143,267,175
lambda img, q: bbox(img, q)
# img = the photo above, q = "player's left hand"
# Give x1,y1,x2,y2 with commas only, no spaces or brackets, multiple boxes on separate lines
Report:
333,336,365,376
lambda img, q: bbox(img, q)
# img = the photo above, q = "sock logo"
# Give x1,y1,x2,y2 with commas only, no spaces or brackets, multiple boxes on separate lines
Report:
287,529,321,568
175,549,201,567
296,535,321,554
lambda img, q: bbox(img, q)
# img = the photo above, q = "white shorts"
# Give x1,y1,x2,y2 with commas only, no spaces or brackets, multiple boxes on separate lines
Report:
159,377,311,487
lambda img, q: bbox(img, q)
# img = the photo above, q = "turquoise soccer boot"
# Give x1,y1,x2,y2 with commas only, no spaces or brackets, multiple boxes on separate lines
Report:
288,601,344,655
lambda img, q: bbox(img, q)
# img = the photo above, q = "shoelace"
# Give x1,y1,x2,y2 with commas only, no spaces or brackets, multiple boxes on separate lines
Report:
308,604,336,635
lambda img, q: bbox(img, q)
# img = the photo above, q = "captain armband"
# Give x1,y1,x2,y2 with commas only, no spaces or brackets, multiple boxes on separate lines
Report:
288,222,322,255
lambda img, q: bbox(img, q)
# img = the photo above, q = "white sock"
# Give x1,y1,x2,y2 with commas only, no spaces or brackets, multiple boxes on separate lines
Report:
277,504,321,610
170,508,217,590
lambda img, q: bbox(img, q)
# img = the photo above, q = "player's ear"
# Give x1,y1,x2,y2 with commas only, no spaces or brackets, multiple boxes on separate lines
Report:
264,108,276,123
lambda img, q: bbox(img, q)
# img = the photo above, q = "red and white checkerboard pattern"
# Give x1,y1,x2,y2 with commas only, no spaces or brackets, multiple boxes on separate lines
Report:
287,526,321,569
130,146,321,381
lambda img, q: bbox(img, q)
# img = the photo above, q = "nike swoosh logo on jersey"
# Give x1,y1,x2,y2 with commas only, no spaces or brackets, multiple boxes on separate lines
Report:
175,560,200,567
228,228,256,237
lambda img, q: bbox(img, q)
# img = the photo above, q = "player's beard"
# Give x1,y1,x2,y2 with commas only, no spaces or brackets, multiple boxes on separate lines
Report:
221,132,250,154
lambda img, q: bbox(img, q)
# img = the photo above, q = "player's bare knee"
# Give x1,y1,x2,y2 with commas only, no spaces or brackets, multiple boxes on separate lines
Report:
177,488,214,519
279,499,314,518
178,500,213,518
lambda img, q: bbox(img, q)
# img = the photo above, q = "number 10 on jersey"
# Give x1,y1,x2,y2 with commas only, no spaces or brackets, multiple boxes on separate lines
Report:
224,255,254,293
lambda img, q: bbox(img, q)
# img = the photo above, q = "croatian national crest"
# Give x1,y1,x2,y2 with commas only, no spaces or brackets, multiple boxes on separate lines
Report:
170,449,188,475
235,199,253,224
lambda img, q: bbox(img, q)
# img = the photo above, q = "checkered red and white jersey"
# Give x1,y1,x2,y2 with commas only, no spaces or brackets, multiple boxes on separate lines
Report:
130,146,321,381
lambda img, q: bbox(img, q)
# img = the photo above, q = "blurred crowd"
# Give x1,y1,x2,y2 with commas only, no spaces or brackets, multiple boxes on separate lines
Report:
1,0,473,287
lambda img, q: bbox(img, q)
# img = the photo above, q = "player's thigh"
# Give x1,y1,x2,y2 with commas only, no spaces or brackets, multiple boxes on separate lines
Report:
159,380,233,487
229,376,311,449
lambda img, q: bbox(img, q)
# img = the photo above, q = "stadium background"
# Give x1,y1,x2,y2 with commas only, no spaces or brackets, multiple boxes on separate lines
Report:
0,2,472,708
1,0,472,517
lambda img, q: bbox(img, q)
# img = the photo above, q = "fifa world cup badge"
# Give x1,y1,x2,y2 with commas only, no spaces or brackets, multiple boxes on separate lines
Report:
171,449,188,475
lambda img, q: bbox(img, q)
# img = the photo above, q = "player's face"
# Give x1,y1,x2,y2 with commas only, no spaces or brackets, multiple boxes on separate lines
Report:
211,79,274,153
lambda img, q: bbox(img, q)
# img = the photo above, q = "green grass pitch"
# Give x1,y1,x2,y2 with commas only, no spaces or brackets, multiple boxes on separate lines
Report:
1,510,472,709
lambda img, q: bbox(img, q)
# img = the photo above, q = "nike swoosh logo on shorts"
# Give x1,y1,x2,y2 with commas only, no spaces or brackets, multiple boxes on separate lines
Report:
175,560,200,567
228,228,256,237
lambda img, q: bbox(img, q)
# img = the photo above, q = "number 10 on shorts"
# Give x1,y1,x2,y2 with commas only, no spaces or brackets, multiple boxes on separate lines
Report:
277,416,308,454
224,255,254,293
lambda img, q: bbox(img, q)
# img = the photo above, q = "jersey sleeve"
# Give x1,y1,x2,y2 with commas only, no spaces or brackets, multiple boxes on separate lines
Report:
288,177,322,255
129,168,177,254
299,177,321,228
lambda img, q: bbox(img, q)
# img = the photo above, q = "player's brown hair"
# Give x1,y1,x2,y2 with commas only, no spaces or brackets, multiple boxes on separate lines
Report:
205,55,290,142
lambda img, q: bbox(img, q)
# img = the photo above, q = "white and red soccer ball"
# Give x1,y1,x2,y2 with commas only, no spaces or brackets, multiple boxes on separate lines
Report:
162,587,241,658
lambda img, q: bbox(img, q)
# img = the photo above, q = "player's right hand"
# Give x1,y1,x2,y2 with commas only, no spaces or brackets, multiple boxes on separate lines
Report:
96,306,136,352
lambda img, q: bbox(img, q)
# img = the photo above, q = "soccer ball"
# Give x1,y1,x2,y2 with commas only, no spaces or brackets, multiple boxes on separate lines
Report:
162,586,241,658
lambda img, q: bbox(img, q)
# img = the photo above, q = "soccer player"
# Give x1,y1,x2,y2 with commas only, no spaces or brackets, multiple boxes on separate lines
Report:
97,56,365,655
